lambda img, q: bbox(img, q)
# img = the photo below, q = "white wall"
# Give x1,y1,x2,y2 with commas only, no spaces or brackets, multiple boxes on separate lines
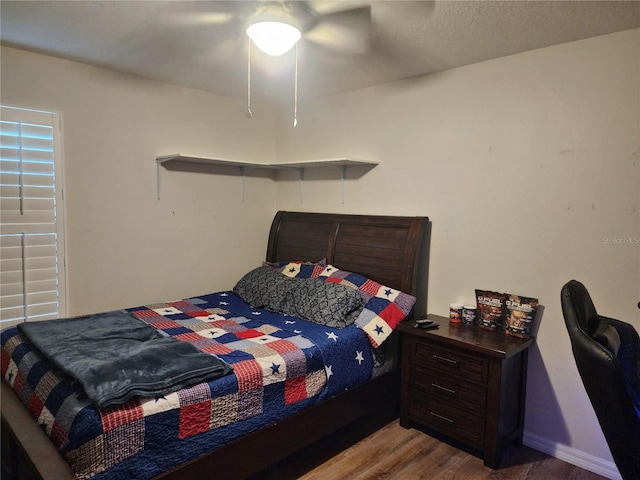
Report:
275,29,640,477
1,46,279,315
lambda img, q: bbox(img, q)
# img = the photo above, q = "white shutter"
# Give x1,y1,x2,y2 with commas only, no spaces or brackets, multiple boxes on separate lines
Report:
0,106,66,325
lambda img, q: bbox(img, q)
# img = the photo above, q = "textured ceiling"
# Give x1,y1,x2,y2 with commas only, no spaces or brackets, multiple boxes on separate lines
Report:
2,1,639,105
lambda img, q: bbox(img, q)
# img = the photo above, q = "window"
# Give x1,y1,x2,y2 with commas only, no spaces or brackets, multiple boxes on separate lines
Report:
0,106,66,325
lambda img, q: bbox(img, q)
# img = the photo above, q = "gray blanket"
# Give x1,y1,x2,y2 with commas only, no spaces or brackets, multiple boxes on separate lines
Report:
18,311,232,408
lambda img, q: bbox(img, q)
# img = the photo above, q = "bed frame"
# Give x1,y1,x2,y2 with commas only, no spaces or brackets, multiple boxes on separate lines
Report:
1,211,431,480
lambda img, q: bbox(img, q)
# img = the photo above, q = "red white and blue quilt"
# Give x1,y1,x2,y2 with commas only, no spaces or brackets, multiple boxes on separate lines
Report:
1,291,375,480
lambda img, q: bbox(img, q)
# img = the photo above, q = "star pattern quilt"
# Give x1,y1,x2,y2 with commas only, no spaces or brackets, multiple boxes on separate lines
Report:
1,291,375,480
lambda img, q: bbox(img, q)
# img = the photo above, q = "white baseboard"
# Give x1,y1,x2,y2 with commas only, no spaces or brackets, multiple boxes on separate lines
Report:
523,431,620,480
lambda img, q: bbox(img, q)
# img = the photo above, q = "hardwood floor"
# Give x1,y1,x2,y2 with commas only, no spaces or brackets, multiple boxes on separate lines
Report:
258,420,609,480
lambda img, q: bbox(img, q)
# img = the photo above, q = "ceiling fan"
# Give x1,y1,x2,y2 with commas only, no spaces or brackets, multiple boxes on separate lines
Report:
164,1,372,124
169,1,372,57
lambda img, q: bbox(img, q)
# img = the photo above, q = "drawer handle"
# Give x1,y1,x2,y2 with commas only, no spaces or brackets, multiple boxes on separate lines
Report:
432,354,459,368
431,383,457,395
430,411,455,424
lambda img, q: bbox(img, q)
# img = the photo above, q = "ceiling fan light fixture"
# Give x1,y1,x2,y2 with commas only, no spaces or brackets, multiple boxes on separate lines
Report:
246,20,301,56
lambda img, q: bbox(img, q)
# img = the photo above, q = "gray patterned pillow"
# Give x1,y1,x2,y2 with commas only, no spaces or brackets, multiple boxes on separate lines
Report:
282,277,365,328
233,266,294,311
233,267,364,328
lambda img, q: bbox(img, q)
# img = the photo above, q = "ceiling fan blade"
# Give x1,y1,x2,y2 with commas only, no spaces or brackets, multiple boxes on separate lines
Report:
158,1,257,27
304,5,371,54
163,12,236,26
308,1,367,15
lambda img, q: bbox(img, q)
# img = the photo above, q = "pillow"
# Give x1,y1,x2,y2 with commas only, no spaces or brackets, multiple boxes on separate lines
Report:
263,259,327,279
280,277,364,328
233,265,364,328
233,266,294,311
263,258,327,268
276,263,416,347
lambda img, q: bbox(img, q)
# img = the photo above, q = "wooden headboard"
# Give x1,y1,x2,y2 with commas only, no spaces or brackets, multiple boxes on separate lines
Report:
266,211,431,316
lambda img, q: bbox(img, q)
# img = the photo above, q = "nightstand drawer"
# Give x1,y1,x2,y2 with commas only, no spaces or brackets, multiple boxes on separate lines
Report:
413,340,488,384
413,366,487,414
410,393,485,449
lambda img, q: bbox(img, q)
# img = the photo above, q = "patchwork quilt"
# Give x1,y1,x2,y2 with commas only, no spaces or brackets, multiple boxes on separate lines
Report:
1,291,375,480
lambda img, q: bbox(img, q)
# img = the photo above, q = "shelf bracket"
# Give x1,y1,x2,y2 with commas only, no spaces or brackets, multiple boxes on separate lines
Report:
241,166,246,203
340,165,347,205
156,160,162,200
298,168,304,204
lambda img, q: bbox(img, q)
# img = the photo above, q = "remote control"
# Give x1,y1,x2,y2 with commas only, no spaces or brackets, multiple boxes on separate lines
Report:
419,323,439,330
414,318,435,328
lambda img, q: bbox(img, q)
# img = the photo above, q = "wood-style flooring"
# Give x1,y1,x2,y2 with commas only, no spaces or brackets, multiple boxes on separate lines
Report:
259,420,609,480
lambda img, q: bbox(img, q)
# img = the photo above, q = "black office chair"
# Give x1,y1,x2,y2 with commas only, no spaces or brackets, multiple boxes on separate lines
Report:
561,280,640,480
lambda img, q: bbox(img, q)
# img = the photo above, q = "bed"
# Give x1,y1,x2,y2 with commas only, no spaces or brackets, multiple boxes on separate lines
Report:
1,211,431,480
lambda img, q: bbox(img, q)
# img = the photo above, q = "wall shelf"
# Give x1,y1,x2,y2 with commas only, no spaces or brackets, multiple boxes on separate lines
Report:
155,154,378,203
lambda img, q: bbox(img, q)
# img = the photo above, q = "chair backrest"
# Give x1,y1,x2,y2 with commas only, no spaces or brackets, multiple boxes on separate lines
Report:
561,280,640,480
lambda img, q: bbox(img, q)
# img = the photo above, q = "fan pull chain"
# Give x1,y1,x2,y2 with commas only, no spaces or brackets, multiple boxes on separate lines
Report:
293,43,298,127
246,42,252,118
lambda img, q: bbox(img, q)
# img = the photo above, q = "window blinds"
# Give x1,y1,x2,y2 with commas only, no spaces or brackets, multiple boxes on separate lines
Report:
0,106,66,324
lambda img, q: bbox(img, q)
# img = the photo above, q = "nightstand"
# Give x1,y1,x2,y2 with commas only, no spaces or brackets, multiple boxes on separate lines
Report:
397,315,534,468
